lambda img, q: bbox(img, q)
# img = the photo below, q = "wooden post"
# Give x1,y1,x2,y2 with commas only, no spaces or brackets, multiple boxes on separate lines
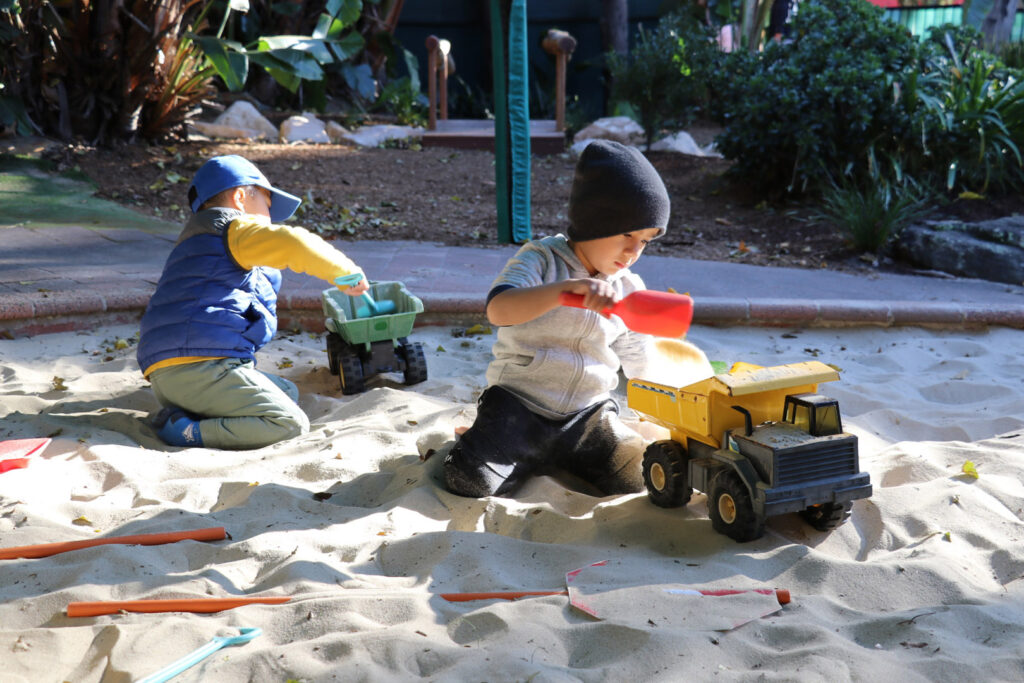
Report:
439,39,449,122
425,35,452,131
426,35,438,130
542,29,577,132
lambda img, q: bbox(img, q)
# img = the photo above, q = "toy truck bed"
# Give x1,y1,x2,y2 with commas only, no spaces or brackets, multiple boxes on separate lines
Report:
322,281,424,348
321,281,428,395
627,361,840,449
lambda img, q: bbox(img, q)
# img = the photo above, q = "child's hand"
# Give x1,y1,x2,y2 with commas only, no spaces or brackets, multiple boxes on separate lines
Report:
335,272,369,296
564,278,619,314
343,279,369,297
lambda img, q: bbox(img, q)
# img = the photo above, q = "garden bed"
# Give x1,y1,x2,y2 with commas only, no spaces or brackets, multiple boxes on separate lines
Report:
67,138,1024,276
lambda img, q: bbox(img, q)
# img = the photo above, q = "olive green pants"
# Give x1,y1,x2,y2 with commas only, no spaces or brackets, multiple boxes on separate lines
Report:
148,358,309,450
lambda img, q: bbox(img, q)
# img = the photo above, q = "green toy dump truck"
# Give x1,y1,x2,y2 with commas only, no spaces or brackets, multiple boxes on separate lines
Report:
322,280,427,395
628,361,872,542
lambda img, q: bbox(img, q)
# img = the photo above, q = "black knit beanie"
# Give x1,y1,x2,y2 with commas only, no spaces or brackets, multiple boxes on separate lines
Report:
568,139,670,242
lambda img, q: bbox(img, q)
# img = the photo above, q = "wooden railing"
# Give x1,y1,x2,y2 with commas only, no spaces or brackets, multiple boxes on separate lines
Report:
425,28,578,132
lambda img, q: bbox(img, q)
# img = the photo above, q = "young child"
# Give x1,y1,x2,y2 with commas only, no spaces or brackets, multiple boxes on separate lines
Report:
444,139,671,498
137,154,370,449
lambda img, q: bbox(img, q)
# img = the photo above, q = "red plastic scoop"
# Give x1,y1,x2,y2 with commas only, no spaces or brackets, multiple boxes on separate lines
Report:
0,438,51,474
559,290,693,337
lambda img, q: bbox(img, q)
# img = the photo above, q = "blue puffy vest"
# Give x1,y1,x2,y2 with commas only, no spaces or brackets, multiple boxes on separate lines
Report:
137,209,282,374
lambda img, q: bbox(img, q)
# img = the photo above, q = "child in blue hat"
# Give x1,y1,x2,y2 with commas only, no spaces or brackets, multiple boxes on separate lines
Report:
137,155,370,449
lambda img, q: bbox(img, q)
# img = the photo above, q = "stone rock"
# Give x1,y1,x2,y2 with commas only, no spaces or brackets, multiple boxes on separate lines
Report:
325,120,350,143
895,215,1024,285
280,112,330,144
188,121,265,141
214,101,277,140
573,116,645,148
650,131,723,158
338,124,424,147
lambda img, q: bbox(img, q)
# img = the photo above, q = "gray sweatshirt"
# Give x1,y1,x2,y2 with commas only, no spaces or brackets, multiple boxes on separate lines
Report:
485,234,655,419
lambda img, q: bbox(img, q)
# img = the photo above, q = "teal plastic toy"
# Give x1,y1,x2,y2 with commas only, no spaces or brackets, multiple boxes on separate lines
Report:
138,627,261,683
334,273,397,318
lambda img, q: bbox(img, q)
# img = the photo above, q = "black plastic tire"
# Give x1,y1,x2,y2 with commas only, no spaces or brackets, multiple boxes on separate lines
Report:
338,351,365,395
800,501,853,531
708,471,764,542
642,440,691,508
401,340,428,385
326,332,344,376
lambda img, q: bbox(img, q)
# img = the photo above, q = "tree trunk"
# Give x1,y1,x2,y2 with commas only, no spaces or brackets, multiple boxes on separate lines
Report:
600,0,629,56
600,0,628,113
981,0,1017,48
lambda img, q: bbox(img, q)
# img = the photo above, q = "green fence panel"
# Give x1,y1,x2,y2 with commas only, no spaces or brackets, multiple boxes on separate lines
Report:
884,5,1024,40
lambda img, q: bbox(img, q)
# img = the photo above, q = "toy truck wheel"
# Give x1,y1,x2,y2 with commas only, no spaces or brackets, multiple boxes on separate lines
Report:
400,339,428,385
642,440,691,507
708,471,765,542
326,332,344,375
338,351,365,395
800,501,853,531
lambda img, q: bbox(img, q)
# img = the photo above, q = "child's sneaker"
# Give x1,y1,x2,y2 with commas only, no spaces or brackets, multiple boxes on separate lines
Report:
151,407,203,447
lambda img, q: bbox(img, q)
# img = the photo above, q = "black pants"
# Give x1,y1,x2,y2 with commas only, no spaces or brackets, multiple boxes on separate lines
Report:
443,386,645,498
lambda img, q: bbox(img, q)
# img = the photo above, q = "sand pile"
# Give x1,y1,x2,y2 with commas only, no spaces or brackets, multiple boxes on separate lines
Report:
1,323,1022,681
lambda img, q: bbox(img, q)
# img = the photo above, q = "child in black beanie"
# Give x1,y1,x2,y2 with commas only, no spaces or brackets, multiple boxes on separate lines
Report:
444,139,672,498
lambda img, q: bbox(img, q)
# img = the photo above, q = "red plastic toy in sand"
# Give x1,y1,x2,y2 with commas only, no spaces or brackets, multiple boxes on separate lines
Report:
0,438,51,474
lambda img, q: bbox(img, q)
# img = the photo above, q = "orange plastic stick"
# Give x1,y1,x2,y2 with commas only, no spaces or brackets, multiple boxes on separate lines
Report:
0,527,226,561
440,590,567,602
67,596,290,617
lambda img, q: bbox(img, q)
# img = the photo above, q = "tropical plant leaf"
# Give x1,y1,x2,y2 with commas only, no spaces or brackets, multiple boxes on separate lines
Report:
328,31,365,62
258,35,335,64
342,62,376,100
326,0,363,26
193,35,249,91
252,44,325,81
401,46,421,92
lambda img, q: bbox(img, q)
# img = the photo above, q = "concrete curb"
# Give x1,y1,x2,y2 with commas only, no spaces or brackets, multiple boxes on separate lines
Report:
3,290,1022,338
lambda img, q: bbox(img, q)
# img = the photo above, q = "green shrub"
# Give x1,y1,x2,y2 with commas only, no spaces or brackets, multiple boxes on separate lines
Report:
996,39,1024,70
817,176,931,253
374,74,427,127
916,25,1024,194
714,0,921,195
606,12,719,147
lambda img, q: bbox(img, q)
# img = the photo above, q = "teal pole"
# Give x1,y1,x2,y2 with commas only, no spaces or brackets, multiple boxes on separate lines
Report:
508,0,532,243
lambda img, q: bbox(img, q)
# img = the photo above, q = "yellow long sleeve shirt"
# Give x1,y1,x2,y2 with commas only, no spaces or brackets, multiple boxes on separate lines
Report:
142,213,361,376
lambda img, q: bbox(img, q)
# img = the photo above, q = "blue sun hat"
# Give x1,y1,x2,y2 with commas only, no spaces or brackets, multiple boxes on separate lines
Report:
188,155,302,223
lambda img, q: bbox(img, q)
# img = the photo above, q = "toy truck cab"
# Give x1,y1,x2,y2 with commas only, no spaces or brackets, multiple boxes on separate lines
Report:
628,361,872,543
782,393,843,436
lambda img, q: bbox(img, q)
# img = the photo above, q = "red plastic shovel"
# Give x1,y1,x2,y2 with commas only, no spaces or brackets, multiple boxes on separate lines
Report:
559,290,693,337
0,438,51,474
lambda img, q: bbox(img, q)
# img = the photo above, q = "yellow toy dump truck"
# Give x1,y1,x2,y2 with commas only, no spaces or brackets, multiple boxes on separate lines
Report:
628,360,872,543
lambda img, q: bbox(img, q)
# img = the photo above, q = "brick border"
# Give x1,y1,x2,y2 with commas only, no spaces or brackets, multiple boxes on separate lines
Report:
2,291,1022,338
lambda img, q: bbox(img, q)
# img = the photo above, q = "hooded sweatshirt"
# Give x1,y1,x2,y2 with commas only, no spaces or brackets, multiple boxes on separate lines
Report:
485,234,655,419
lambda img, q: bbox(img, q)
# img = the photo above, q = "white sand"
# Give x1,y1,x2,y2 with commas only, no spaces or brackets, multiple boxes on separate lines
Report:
1,322,1023,682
